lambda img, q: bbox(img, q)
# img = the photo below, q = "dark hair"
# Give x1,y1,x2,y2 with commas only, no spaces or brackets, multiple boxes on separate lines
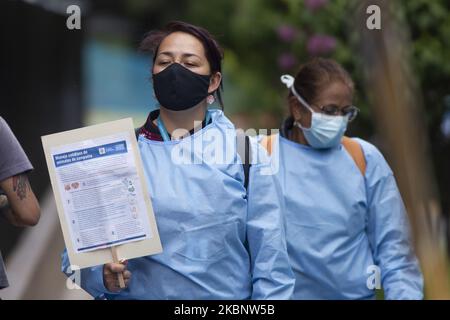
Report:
290,57,354,105
139,21,224,109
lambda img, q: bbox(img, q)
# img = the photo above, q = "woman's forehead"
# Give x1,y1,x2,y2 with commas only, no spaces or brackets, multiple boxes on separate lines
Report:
316,81,353,105
157,32,206,58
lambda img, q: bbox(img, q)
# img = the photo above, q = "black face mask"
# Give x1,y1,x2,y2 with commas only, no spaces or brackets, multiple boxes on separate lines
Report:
152,63,211,111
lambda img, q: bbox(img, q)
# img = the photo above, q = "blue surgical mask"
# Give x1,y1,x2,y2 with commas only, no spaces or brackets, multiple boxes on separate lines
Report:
294,114,348,149
281,75,349,149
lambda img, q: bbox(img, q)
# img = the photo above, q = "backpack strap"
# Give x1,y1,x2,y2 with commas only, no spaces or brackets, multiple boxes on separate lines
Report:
236,131,252,191
342,136,366,176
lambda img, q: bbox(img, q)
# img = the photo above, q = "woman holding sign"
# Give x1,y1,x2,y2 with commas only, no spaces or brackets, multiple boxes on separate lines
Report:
62,21,294,299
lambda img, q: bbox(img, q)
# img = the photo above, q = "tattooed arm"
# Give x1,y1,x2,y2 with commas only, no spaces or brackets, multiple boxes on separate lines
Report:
0,174,40,227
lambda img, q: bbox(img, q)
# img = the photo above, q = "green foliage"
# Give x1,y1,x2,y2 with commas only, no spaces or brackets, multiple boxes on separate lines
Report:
402,0,450,130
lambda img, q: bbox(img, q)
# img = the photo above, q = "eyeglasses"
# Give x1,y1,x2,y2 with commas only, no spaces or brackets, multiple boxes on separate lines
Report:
312,104,360,122
282,74,360,123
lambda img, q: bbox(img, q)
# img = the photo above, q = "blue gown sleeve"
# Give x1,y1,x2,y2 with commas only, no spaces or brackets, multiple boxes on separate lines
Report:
61,249,120,299
357,139,424,299
245,139,295,299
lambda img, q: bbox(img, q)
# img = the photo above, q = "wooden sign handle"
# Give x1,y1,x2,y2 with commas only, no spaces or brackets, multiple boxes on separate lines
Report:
111,246,126,289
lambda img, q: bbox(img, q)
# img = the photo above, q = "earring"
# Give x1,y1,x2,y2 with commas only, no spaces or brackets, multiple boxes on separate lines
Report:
207,95,215,105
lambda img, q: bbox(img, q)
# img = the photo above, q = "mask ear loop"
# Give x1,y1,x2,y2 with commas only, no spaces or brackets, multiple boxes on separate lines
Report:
280,75,314,113
281,75,307,134
280,74,295,89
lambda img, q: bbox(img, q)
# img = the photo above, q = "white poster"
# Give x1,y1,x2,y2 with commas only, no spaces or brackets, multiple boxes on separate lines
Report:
42,118,162,268
51,132,151,253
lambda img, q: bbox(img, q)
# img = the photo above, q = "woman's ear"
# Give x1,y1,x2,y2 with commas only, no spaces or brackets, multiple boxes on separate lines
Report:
289,96,302,121
208,72,222,94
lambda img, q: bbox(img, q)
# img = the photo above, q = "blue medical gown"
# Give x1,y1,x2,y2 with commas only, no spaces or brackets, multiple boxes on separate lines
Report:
61,110,294,299
274,135,423,299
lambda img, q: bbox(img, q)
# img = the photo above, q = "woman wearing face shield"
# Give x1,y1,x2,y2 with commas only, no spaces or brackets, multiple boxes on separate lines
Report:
262,58,423,299
62,21,295,300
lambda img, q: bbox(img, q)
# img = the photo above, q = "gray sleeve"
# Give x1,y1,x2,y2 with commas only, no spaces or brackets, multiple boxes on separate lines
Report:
0,117,33,183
